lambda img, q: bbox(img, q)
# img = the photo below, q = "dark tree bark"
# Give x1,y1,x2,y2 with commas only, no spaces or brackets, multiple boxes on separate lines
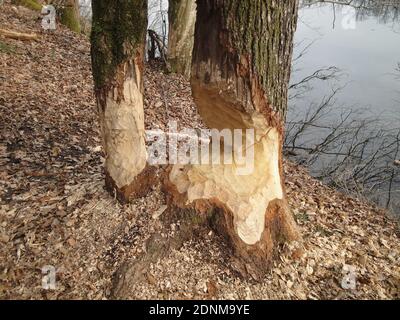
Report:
91,0,154,202
167,0,301,274
168,0,196,77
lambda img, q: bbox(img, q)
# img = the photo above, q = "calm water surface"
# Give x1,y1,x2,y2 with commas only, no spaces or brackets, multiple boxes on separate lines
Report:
291,2,400,125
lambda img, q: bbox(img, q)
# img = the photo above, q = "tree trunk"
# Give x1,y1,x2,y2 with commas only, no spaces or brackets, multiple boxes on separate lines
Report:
168,0,196,78
59,0,81,33
166,0,301,274
91,0,153,203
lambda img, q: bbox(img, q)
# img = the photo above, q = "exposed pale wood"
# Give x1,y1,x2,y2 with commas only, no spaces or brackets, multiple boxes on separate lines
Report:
90,0,153,202
0,28,39,41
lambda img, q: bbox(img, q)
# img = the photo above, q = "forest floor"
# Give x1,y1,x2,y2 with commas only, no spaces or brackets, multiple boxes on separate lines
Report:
0,2,399,300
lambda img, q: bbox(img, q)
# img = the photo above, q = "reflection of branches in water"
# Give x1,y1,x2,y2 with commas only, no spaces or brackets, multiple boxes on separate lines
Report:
292,39,318,65
288,32,400,213
290,39,345,100
289,67,341,100
301,0,400,26
285,82,400,212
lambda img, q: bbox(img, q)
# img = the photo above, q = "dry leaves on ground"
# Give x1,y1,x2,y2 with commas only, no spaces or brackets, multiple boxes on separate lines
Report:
0,1,399,300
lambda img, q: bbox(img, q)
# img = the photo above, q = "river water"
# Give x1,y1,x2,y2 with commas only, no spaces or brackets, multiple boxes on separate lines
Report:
291,0,400,126
289,1,400,213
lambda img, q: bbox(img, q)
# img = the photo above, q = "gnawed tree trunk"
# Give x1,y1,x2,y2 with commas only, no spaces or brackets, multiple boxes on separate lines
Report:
91,0,154,203
59,0,81,33
168,0,196,77
166,0,301,274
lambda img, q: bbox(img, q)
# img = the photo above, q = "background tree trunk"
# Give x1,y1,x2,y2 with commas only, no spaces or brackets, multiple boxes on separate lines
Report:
59,0,81,33
91,0,153,203
167,0,301,275
168,0,196,78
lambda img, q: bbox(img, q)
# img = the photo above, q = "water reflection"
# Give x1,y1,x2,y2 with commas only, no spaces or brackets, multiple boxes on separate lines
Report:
302,0,400,26
288,0,400,213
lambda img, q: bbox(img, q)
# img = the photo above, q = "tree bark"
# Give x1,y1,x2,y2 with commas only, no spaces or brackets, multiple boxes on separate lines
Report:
168,0,196,78
59,0,81,33
91,0,153,203
166,0,301,274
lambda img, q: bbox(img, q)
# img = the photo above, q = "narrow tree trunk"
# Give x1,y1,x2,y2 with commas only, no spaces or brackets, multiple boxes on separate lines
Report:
167,0,301,274
168,0,196,78
91,0,153,203
59,0,81,33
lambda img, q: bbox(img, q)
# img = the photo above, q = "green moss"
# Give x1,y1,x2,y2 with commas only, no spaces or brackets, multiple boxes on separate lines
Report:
14,0,42,11
190,214,205,225
60,6,81,33
91,0,148,89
